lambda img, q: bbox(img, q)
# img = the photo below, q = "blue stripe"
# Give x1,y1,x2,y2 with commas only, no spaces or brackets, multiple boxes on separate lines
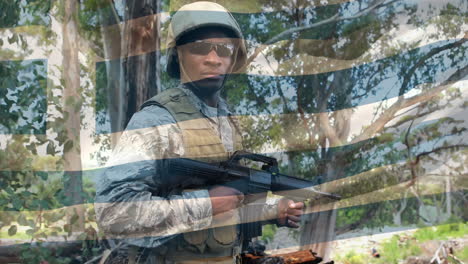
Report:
0,0,51,28
2,113,464,210
276,113,466,183
84,1,348,27
95,39,467,133
333,191,467,242
0,59,47,134
0,191,463,246
87,0,440,48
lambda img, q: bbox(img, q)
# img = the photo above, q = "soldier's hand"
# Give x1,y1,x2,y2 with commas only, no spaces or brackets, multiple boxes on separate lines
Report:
277,199,304,228
208,186,244,216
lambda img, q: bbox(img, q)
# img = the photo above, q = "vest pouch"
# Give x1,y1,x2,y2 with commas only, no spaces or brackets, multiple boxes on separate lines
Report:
184,129,224,147
207,225,239,251
182,230,209,253
179,119,229,161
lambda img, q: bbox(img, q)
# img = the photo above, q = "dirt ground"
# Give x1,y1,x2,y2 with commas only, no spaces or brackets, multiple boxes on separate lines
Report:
331,227,420,258
266,226,467,263
266,226,420,256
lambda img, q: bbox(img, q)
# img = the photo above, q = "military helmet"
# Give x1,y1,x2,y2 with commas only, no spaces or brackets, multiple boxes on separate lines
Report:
166,1,247,79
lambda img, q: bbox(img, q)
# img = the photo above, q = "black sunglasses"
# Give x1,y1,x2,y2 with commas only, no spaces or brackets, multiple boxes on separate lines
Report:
185,40,236,57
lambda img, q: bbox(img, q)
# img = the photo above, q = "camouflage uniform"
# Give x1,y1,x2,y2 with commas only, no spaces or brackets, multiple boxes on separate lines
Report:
95,2,278,263
95,86,279,263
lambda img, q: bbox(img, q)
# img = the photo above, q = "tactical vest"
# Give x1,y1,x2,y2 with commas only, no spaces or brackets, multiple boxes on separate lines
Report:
142,87,244,258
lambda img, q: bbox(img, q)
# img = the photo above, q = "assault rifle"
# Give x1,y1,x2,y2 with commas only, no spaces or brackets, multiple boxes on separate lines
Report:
161,151,341,250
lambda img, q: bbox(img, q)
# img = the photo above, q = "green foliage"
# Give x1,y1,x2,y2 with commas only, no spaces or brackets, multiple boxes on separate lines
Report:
20,244,72,264
335,250,368,264
0,0,50,27
261,224,277,242
376,235,421,264
348,254,366,264
377,236,406,264
413,222,467,242
454,246,468,262
336,207,367,229
2,0,467,262
373,224,466,264
8,225,18,236
0,60,47,134
375,133,394,144
0,137,99,262
413,227,438,241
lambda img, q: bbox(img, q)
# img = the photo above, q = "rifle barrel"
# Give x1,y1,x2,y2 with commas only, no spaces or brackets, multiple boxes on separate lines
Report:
272,173,341,200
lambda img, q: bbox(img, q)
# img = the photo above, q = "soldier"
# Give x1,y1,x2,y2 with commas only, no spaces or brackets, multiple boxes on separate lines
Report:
95,2,304,263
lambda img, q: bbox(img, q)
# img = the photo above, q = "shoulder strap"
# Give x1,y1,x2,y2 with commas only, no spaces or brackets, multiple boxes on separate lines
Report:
141,88,202,122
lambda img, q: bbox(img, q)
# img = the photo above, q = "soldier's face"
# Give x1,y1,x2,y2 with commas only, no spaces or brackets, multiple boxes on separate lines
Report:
177,30,235,94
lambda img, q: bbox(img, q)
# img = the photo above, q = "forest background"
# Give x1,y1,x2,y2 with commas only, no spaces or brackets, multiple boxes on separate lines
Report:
0,0,467,263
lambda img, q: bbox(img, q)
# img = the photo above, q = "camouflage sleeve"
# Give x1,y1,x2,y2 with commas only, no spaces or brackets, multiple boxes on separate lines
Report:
95,105,213,246
262,197,280,221
238,197,279,226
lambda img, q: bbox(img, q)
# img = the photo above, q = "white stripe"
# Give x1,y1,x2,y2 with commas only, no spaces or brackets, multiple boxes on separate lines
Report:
167,0,355,13
1,12,465,76
0,164,461,244
1,80,465,171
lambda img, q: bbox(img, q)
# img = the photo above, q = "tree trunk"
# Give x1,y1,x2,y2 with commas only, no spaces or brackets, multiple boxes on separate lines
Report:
300,152,344,261
62,0,84,230
392,190,408,226
99,19,125,144
98,1,161,144
299,68,352,260
301,205,337,260
121,0,161,128
445,176,451,218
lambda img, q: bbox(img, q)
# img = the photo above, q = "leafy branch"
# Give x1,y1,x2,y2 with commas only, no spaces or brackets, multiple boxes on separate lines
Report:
240,0,394,72
351,63,468,144
399,34,468,96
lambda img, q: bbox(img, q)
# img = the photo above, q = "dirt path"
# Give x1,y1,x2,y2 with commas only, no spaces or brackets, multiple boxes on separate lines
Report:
331,226,420,258
265,226,420,257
